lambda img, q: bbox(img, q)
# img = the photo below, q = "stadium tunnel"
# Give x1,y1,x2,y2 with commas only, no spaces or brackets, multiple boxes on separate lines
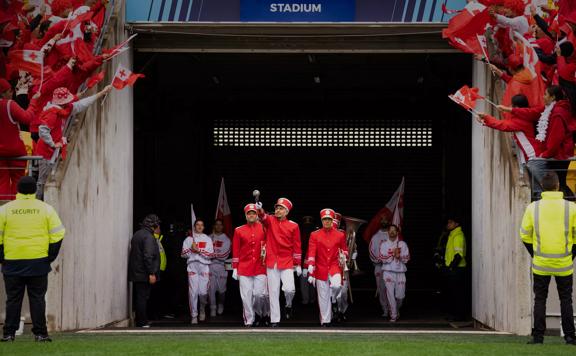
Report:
131,26,473,327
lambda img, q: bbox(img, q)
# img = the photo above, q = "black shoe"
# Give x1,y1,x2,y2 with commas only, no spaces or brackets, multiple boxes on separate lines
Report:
0,335,15,342
262,316,270,327
254,315,261,327
321,323,331,327
566,336,576,345
284,307,292,320
35,335,52,342
527,338,543,344
270,323,279,328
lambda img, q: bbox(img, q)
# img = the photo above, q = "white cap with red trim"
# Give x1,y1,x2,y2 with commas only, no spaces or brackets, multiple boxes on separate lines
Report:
274,198,293,212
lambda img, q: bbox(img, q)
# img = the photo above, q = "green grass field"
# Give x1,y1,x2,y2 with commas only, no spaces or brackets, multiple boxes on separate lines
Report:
0,333,575,355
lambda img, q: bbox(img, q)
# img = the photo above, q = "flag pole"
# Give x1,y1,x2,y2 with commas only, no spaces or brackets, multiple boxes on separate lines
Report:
483,97,499,109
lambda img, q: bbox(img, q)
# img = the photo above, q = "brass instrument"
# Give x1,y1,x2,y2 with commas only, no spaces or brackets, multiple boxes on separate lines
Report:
342,216,367,303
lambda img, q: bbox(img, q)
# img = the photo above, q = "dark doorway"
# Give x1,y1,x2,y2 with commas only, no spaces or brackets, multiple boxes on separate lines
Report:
133,52,472,326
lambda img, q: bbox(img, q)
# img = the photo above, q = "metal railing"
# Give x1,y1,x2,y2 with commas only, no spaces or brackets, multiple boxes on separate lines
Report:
526,157,576,201
0,156,43,200
39,0,117,189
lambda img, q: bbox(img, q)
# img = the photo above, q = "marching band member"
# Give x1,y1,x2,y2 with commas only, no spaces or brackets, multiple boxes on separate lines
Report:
209,219,231,317
257,198,302,326
232,204,269,327
369,216,391,318
306,209,348,326
181,219,214,324
379,224,410,322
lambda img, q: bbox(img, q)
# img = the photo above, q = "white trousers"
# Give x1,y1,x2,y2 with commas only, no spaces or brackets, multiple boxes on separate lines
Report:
267,267,295,323
239,274,268,325
299,274,316,304
383,271,406,319
338,278,349,313
187,262,210,318
209,263,228,308
316,273,342,324
375,267,390,315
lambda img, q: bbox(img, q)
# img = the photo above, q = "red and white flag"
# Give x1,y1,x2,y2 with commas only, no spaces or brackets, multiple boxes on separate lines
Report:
8,50,44,78
86,71,104,89
215,177,234,238
449,85,483,112
112,64,144,90
362,177,405,242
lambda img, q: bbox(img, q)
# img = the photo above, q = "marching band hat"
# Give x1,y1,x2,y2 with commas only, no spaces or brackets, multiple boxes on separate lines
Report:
320,208,336,220
244,203,258,214
274,198,293,212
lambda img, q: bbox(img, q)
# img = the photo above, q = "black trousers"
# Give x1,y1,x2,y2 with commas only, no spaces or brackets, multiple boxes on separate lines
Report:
443,267,466,320
533,273,575,340
133,281,152,327
3,274,48,336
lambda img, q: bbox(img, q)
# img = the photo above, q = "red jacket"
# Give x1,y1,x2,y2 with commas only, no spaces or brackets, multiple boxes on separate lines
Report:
0,98,39,156
259,213,301,269
232,222,267,277
34,105,72,160
539,100,574,159
306,227,347,281
482,110,542,160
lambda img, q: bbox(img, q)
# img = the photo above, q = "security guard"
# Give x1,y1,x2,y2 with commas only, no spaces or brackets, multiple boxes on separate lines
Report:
0,176,65,342
520,172,576,345
443,215,467,322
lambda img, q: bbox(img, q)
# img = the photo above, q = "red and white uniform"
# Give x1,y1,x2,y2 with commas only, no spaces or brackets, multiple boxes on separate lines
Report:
307,225,347,324
379,239,410,320
232,221,268,325
0,98,39,199
181,233,213,319
369,230,390,316
259,203,301,324
209,233,230,314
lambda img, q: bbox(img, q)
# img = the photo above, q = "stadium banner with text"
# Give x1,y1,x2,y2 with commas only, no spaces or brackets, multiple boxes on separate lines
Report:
127,0,467,23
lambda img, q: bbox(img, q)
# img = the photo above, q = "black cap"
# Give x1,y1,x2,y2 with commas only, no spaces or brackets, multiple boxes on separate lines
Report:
17,176,37,195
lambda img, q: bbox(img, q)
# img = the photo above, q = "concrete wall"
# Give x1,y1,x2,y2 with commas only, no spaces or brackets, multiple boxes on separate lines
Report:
471,62,533,335
41,4,134,331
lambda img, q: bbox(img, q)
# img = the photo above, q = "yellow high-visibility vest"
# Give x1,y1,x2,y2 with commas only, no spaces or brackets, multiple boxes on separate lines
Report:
155,233,167,271
520,191,576,277
0,193,65,260
445,226,467,267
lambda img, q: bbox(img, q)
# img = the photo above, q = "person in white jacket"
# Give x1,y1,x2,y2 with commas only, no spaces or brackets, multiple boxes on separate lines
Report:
369,216,390,318
181,219,214,324
379,224,410,322
208,219,231,317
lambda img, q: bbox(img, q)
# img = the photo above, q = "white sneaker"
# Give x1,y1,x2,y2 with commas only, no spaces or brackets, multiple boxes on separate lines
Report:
217,304,224,315
199,309,206,321
210,308,217,317
191,317,198,324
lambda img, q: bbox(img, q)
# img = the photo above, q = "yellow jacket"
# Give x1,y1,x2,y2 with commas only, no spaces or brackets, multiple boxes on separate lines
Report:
520,191,575,277
445,226,467,268
154,233,167,272
0,193,65,275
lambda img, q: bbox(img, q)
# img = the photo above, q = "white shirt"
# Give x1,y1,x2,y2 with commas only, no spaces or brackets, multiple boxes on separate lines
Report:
181,233,213,269
369,230,389,264
380,239,410,273
210,233,231,264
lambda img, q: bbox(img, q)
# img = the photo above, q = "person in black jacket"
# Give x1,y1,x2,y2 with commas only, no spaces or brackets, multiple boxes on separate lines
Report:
129,214,161,327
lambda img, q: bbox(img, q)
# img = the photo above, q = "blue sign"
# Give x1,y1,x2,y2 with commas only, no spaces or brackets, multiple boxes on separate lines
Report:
240,0,355,22
127,0,468,23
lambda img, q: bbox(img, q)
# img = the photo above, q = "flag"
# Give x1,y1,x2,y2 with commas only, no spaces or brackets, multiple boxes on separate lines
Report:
191,203,197,229
112,64,144,90
443,8,494,55
362,177,405,242
103,34,138,58
215,177,234,238
448,85,483,112
441,3,461,15
7,50,44,78
86,71,104,89
55,11,94,59
514,32,540,79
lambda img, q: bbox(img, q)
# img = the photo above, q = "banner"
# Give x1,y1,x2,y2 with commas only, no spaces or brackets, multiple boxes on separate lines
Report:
241,0,355,22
